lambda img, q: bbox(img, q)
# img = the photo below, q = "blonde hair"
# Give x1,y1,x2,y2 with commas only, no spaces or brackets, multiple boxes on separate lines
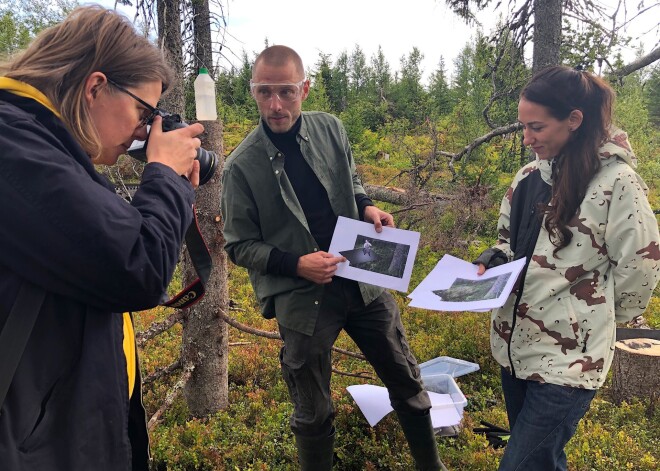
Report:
1,5,173,159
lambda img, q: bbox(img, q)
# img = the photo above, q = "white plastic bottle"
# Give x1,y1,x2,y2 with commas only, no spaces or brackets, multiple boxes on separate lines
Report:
194,67,217,120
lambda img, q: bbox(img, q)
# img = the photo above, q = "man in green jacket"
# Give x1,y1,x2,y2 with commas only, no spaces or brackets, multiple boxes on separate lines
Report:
221,45,443,470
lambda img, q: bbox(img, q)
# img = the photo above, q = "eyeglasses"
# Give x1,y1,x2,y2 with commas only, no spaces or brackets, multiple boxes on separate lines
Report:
249,80,306,103
106,77,159,127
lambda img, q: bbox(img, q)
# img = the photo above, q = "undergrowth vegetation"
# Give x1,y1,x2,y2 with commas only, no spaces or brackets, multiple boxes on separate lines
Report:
137,263,659,470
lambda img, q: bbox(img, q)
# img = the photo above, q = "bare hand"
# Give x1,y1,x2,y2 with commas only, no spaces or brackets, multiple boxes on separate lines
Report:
146,115,204,179
476,263,486,276
363,205,395,232
187,160,200,189
297,251,346,284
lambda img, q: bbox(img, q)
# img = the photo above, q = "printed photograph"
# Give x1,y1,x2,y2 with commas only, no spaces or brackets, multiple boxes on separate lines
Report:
339,234,411,279
433,272,512,302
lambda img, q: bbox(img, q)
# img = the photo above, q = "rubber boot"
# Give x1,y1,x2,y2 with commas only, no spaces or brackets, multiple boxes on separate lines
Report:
294,428,335,471
396,410,448,471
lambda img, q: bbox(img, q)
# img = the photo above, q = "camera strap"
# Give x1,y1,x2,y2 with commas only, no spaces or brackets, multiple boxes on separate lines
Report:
161,206,212,309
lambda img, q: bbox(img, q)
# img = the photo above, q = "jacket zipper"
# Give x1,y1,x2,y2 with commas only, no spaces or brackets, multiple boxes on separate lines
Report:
507,207,544,379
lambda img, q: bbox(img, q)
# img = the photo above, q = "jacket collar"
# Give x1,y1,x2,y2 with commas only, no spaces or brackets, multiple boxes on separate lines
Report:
0,77,61,119
257,113,311,160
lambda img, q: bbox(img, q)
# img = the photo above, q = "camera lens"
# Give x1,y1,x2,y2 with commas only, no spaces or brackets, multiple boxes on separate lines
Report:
196,148,218,185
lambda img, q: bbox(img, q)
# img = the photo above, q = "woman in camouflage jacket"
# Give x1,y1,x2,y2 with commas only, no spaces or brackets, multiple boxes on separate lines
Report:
475,66,660,471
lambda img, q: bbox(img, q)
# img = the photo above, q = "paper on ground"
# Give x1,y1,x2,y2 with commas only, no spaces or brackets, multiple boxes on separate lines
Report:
346,384,462,428
328,216,420,292
408,254,525,312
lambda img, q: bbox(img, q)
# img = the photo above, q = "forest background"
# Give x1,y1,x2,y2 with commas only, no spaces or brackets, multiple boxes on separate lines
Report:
1,0,659,469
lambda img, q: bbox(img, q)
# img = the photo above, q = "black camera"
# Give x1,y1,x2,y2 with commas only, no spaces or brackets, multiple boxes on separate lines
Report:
127,110,218,185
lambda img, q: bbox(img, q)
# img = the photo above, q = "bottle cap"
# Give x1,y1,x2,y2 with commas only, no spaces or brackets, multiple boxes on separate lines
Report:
199,67,209,74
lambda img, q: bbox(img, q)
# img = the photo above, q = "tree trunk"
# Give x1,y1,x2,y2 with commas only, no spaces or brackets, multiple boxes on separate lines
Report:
387,244,407,277
192,0,213,75
611,337,660,405
181,120,229,416
532,0,562,72
157,0,185,112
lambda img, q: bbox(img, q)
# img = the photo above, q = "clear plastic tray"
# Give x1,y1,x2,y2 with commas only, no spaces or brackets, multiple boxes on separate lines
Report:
423,373,468,436
419,356,480,379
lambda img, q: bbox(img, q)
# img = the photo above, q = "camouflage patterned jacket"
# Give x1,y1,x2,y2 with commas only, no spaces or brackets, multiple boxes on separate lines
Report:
488,128,660,389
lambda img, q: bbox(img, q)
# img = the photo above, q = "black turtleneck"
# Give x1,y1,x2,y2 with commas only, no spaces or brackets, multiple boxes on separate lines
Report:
264,117,373,277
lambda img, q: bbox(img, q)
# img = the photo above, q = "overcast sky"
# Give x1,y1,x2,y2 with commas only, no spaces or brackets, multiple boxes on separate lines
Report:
220,0,483,81
102,0,658,83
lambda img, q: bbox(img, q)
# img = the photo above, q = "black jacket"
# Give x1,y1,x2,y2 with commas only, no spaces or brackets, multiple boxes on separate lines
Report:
0,92,194,470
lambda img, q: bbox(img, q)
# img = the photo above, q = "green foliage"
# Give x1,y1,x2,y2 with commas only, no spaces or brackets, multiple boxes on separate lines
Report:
389,47,428,126
427,57,453,118
0,0,77,57
566,399,659,470
0,10,30,56
302,73,331,113
646,65,660,127
561,19,631,69
612,70,660,194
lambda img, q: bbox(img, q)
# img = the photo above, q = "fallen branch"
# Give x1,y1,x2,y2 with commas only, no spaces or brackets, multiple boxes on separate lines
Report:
364,183,456,207
143,358,182,386
363,184,409,205
451,122,523,163
332,346,366,361
332,368,374,380
218,308,280,339
391,202,434,215
147,364,193,431
608,47,660,81
136,310,184,347
218,308,367,360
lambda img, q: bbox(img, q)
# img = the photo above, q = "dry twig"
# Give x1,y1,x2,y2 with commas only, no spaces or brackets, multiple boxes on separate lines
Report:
136,310,184,347
143,358,182,385
147,364,193,431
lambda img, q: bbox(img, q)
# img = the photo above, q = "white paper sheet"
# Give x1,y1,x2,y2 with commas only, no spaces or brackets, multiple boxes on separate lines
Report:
407,254,525,312
346,384,462,428
328,216,420,292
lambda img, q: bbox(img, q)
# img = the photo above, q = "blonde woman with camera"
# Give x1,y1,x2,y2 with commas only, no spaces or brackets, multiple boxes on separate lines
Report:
0,6,203,470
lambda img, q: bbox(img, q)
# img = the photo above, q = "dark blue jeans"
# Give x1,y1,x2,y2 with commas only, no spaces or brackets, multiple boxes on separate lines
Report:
498,368,596,471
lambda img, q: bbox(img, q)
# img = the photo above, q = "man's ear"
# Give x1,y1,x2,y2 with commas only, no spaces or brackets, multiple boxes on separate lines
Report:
301,79,311,102
568,109,584,131
84,72,108,106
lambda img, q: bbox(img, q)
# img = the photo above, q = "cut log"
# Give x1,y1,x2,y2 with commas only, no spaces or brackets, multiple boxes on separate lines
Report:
611,337,660,405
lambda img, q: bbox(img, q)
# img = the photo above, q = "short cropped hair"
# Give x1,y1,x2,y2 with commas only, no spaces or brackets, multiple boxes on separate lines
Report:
253,45,305,79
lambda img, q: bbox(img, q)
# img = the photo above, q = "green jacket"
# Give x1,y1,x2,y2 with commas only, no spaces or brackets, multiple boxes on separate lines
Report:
221,112,383,335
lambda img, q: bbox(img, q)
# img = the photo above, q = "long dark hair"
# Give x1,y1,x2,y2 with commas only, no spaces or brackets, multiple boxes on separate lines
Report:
521,66,614,254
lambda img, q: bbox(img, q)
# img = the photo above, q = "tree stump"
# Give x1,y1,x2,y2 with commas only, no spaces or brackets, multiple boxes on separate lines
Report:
611,338,660,405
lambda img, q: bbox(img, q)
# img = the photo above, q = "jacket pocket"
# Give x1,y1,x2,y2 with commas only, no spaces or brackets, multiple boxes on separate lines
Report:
395,324,421,379
18,379,60,452
549,296,586,356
